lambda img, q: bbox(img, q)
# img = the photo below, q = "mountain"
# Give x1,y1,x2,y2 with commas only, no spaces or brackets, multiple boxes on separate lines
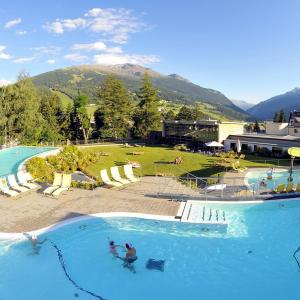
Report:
231,99,254,111
32,63,249,120
248,88,300,120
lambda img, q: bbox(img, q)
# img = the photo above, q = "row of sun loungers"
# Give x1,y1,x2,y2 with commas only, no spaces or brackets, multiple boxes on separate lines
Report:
43,173,72,197
0,171,38,197
100,164,139,188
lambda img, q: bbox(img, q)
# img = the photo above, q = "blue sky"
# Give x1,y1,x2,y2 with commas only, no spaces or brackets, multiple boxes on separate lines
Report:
1,0,300,104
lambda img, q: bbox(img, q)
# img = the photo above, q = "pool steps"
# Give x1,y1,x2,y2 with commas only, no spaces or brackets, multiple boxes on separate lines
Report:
176,200,228,230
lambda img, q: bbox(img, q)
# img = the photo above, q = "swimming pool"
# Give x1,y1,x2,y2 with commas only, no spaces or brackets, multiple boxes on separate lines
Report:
1,200,300,300
0,146,57,177
246,169,300,190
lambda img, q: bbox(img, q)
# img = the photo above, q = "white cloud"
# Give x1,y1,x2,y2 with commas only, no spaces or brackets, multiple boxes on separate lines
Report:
13,56,35,64
16,30,27,35
71,42,123,55
0,79,11,87
47,59,56,64
72,41,107,52
93,53,160,66
31,46,61,54
86,8,144,44
64,53,88,62
44,8,146,43
44,18,86,34
5,18,22,29
0,45,12,60
105,47,123,54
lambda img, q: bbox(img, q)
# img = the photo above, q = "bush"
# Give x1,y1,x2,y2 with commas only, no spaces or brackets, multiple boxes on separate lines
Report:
71,180,98,190
174,144,188,151
27,157,55,183
27,146,101,183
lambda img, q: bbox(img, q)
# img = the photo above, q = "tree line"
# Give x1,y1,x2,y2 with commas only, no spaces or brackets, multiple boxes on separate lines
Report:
0,72,212,145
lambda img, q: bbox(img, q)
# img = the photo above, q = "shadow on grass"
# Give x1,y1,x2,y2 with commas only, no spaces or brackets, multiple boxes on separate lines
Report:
154,161,173,165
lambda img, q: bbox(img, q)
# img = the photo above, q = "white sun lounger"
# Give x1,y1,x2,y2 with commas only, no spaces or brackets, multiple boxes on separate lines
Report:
7,174,29,193
17,171,38,190
52,174,72,197
123,164,140,183
0,177,19,197
43,173,62,195
111,166,130,185
100,169,123,187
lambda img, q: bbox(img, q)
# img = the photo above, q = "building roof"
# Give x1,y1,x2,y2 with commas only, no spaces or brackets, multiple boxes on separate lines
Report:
227,134,300,147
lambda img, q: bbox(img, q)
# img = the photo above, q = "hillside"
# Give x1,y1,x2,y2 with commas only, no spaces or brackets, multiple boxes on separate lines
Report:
32,63,249,120
248,88,300,120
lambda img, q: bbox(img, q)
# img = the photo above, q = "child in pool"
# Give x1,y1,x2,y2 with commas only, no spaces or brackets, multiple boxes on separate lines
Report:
109,241,123,257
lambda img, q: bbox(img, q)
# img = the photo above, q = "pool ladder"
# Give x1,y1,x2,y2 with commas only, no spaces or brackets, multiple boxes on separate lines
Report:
202,207,226,222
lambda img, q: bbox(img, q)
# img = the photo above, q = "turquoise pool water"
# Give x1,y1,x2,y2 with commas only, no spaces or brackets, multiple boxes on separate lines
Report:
0,146,55,177
1,200,300,300
247,169,300,190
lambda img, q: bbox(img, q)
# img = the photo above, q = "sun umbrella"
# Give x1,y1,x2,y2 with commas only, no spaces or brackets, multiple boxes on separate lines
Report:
236,139,241,153
205,141,224,147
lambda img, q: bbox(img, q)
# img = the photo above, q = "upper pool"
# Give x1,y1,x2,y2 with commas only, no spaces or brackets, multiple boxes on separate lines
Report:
0,146,57,177
246,169,300,190
1,200,300,300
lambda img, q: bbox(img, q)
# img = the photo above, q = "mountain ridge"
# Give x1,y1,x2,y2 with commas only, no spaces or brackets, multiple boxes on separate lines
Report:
247,88,300,120
32,63,250,120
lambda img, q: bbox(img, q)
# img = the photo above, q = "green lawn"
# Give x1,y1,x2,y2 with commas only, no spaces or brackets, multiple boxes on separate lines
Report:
82,145,276,180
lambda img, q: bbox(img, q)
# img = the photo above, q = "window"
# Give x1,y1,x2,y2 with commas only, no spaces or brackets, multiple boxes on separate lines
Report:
295,129,298,133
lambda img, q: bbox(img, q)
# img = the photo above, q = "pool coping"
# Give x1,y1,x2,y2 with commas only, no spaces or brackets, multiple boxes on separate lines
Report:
2,195,300,240
0,212,178,241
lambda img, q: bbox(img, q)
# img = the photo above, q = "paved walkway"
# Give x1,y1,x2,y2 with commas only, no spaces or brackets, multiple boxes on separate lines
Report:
0,177,179,233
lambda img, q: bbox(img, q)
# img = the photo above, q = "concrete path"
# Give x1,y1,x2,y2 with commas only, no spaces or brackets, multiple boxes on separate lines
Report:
0,177,179,233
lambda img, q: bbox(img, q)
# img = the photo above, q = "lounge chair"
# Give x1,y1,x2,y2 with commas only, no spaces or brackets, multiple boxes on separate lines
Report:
7,174,29,193
235,161,247,171
111,166,130,184
0,177,19,197
100,169,122,187
274,183,286,194
52,174,72,197
286,183,295,193
17,171,38,190
232,162,244,172
124,164,140,183
43,173,62,195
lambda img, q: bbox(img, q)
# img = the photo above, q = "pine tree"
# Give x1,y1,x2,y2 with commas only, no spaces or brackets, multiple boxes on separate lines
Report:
253,121,260,132
96,75,133,139
0,73,43,144
133,73,161,138
278,109,286,122
38,88,64,142
176,106,193,120
273,111,280,122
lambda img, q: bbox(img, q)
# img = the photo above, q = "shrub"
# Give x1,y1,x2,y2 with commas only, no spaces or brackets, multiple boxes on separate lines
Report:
174,144,188,151
71,180,98,190
27,146,101,183
27,157,55,183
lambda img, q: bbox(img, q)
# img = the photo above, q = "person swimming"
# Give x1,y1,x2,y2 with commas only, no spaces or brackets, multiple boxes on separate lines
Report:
30,234,47,254
109,240,122,257
260,178,267,187
123,243,137,266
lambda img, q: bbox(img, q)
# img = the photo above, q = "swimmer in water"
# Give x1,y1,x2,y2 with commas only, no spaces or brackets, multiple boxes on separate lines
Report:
109,240,123,257
260,178,266,187
122,243,138,273
30,234,47,254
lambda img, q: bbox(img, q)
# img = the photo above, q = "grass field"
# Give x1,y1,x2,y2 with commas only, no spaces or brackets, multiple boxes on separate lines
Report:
82,145,276,180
